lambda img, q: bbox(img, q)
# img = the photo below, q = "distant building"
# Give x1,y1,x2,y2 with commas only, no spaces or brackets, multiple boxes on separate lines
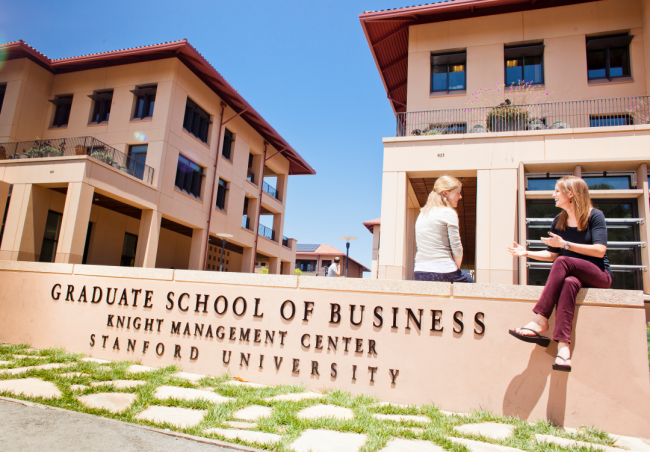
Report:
295,244,369,278
362,218,380,279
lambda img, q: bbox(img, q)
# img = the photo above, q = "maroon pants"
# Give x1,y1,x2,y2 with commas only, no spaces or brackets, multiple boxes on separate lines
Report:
534,256,612,343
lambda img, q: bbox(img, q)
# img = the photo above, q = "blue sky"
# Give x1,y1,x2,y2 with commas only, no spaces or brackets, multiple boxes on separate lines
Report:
1,0,423,273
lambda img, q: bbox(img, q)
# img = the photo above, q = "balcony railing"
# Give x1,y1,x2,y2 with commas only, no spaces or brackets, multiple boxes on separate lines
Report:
242,215,252,230
259,223,276,242
396,96,650,137
0,136,154,184
282,236,289,248
263,181,279,200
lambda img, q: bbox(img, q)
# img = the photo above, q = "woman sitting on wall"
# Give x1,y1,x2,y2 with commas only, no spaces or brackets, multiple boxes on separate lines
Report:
508,176,611,372
414,175,475,284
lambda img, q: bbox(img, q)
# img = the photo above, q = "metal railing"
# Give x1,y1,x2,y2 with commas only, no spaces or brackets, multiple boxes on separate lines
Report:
259,223,276,242
0,136,154,184
282,236,289,248
263,181,279,200
396,96,650,137
242,215,252,231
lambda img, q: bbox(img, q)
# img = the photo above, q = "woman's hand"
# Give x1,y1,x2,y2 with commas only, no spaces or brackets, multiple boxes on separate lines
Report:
508,241,528,257
541,232,566,249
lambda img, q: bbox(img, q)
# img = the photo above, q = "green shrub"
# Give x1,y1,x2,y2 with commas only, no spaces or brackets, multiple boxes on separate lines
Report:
260,267,269,274
294,268,303,276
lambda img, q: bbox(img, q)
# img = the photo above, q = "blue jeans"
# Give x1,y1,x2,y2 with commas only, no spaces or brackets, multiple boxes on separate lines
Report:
414,269,476,283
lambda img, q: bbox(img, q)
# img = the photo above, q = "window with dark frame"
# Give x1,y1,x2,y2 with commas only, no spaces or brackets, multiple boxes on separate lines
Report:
586,34,633,81
128,144,148,181
222,129,234,160
82,222,93,264
247,153,255,184
131,85,156,119
589,114,633,127
431,51,466,93
88,90,113,124
0,84,5,114
216,178,228,211
525,172,572,191
39,210,63,263
175,154,204,199
49,95,73,128
183,98,211,143
505,43,544,86
120,233,138,267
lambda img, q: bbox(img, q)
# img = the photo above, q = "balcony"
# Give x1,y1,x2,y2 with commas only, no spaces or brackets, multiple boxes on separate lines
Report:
259,223,276,242
0,136,154,184
263,181,279,200
396,96,650,137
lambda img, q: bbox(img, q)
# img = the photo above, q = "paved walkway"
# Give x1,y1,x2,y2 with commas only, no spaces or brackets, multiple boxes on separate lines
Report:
0,398,248,452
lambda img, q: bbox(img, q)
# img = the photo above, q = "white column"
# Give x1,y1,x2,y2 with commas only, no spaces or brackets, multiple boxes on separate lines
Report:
378,171,408,280
0,183,34,261
55,182,94,264
134,209,162,268
188,228,207,270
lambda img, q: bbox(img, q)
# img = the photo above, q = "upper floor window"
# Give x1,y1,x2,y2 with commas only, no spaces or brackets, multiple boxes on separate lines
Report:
88,90,113,124
183,98,210,143
0,84,6,114
222,129,234,160
216,178,228,211
581,171,636,190
431,51,466,93
49,95,73,128
131,85,156,119
128,144,148,181
175,154,204,200
525,172,572,191
590,114,633,127
505,43,544,86
587,34,633,81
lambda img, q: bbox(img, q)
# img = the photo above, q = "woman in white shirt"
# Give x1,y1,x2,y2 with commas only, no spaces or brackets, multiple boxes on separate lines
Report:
414,175,475,283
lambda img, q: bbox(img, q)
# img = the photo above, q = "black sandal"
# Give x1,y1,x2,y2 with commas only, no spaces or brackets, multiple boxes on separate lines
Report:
552,355,571,372
508,328,551,347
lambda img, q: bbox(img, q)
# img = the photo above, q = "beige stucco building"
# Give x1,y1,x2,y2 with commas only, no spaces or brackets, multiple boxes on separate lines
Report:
360,0,650,309
295,243,370,278
0,40,313,274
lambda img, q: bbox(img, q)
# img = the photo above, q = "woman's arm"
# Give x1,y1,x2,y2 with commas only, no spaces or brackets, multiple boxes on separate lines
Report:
542,233,607,258
447,213,463,268
508,242,559,262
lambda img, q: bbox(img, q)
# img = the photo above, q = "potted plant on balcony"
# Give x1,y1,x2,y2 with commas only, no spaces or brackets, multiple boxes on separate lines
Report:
42,145,62,157
550,120,570,129
486,100,530,132
90,150,115,166
527,119,546,130
27,147,44,158
119,165,129,173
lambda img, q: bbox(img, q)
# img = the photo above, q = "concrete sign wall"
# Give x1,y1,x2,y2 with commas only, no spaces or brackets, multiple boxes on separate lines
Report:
0,261,648,437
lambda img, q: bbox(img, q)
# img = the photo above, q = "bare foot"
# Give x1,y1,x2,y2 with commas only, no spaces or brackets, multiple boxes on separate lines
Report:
556,342,571,367
513,318,549,337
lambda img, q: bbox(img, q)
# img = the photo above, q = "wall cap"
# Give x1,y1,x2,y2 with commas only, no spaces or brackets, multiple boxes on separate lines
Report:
174,270,298,288
299,276,451,296
0,261,73,275
73,265,173,281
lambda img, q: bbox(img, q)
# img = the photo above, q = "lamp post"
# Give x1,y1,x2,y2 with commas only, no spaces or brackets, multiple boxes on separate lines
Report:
215,233,234,272
338,236,358,277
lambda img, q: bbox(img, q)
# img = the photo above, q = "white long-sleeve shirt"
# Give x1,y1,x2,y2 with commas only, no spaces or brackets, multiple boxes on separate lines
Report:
414,207,463,273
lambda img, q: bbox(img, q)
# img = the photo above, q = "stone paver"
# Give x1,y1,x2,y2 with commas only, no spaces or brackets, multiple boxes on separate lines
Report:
90,380,146,389
70,385,89,391
265,391,324,402
0,363,73,375
125,365,156,374
171,371,206,382
440,410,468,416
60,372,89,378
0,378,62,399
454,423,515,440
449,437,525,452
373,414,430,424
535,434,624,452
611,435,650,452
136,406,206,428
233,405,273,421
224,421,257,429
397,427,425,434
297,404,354,420
291,429,368,452
222,380,268,388
0,361,12,366
380,438,445,452
13,355,47,360
204,428,281,445
154,385,234,404
81,358,111,364
78,393,137,413
97,366,111,372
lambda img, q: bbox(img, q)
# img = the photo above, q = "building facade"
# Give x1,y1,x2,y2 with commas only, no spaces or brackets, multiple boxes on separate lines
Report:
360,0,650,311
0,40,314,274
295,243,369,278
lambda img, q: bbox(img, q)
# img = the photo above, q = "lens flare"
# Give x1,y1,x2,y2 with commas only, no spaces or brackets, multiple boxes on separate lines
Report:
134,132,147,142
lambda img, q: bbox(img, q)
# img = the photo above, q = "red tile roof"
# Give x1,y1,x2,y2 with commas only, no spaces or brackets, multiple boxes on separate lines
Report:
362,218,381,233
296,244,370,272
0,40,315,176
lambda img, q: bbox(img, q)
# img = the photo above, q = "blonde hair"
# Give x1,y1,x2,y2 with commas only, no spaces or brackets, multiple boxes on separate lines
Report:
421,176,462,214
555,176,592,231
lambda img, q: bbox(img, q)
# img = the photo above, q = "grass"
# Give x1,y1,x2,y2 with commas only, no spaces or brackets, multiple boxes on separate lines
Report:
0,342,622,452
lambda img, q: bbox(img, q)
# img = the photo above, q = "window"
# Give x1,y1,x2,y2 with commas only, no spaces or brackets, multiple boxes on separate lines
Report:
296,260,317,272
431,52,466,93
505,43,544,86
82,223,93,264
0,185,11,244
247,153,255,184
525,173,572,191
49,95,73,128
0,84,5,114
131,85,156,119
120,233,138,267
183,98,210,143
222,129,234,160
175,154,204,199
590,114,633,127
128,145,148,181
39,210,63,263
88,90,113,123
587,34,633,81
582,171,636,190
216,178,228,211
525,200,644,290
